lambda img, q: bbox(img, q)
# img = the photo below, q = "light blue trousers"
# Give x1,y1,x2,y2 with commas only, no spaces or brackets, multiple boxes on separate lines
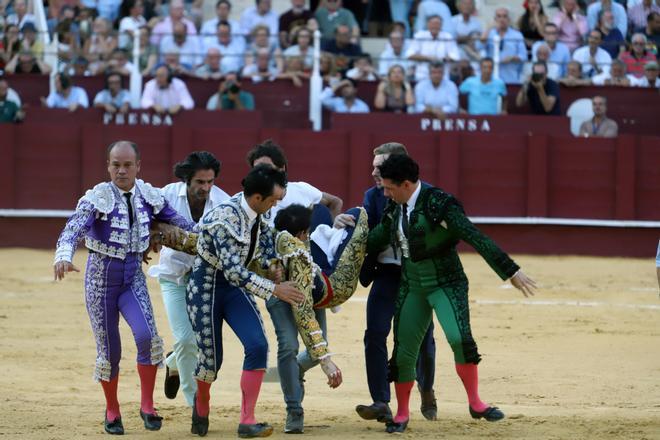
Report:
159,278,197,407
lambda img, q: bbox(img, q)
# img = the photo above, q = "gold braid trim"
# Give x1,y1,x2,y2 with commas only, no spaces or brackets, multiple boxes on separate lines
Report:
162,230,199,255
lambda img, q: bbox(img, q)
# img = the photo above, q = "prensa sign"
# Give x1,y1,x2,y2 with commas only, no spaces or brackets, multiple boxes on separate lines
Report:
420,118,491,132
103,112,174,126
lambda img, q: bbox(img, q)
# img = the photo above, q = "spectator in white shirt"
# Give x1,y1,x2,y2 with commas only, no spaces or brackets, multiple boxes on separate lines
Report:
407,15,460,82
283,27,314,70
572,29,612,78
522,44,561,81
43,73,89,111
159,21,202,69
346,54,379,81
378,30,411,78
118,0,147,49
591,59,636,86
239,0,279,40
140,65,195,114
242,47,280,83
414,61,459,117
201,0,242,48
195,47,233,80
634,60,660,87
531,23,571,78
320,78,370,113
451,0,483,43
5,0,35,29
415,0,454,35
150,0,198,47
204,20,246,74
94,71,131,113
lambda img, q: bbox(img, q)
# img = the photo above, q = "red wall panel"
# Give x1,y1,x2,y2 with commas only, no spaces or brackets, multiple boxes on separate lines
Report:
637,136,660,220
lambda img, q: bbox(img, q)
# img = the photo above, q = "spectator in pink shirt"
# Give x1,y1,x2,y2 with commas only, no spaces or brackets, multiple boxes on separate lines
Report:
140,65,195,114
150,0,198,47
552,0,588,52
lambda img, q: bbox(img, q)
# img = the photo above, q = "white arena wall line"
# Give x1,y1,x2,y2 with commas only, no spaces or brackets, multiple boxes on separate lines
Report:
1,209,660,229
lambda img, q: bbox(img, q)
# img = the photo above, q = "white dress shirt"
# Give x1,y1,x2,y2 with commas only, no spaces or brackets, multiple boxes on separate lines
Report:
398,181,422,238
572,45,612,77
414,78,459,113
204,37,247,73
406,30,460,82
140,77,195,110
148,182,229,284
320,87,371,113
159,35,202,67
239,6,279,38
262,181,323,226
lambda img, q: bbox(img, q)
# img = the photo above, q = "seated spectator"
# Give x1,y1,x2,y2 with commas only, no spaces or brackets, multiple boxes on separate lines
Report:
646,12,660,53
279,0,313,49
283,27,313,70
320,78,370,113
118,0,147,50
558,60,593,86
83,17,118,74
55,19,80,65
0,79,25,123
76,7,96,44
523,44,561,81
278,56,309,87
579,95,618,137
483,8,527,84
245,24,283,73
591,59,636,86
196,47,232,80
67,55,93,76
150,0,197,47
459,57,507,115
205,20,246,74
99,48,134,76
629,0,660,34
517,0,548,51
451,0,483,45
160,21,201,70
206,72,256,110
239,0,279,40
320,52,342,84
201,0,242,48
572,30,612,78
93,71,131,113
633,60,659,87
459,31,485,75
43,73,89,111
531,23,571,78
597,10,625,59
321,24,362,73
414,0,454,35
19,23,44,58
137,26,159,75
374,64,414,113
162,50,194,76
551,0,588,52
587,0,627,37
242,47,280,82
6,0,36,28
407,15,460,82
516,61,561,115
346,54,378,81
1,24,21,67
315,0,359,43
5,50,52,74
377,30,411,78
140,65,194,114
414,61,458,117
620,34,657,78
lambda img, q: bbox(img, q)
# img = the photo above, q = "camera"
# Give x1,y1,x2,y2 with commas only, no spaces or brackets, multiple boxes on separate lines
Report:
225,82,240,94
531,72,544,83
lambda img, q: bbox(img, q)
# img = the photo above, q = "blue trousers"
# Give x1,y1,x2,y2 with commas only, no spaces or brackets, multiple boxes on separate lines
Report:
187,260,269,383
364,265,436,403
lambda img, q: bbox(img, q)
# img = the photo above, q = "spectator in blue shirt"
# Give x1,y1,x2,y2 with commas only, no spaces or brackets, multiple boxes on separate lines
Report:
515,61,561,115
484,7,528,84
531,23,571,78
320,78,370,113
414,61,459,117
42,73,89,111
459,57,508,115
93,71,131,113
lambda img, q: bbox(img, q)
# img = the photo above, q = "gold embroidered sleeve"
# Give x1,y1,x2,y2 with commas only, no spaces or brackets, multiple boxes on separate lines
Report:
160,228,199,255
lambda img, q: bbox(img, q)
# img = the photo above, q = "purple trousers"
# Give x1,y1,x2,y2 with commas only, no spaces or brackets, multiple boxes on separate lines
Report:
84,251,163,382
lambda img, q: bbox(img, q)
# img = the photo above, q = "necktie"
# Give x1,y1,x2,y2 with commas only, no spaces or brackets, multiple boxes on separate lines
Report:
123,193,134,227
245,215,260,263
401,203,409,239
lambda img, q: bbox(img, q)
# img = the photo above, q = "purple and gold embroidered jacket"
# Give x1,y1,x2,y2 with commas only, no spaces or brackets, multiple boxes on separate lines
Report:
55,179,195,263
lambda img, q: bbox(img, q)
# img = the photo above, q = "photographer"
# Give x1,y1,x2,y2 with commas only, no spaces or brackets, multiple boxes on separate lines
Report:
515,61,560,116
206,73,255,111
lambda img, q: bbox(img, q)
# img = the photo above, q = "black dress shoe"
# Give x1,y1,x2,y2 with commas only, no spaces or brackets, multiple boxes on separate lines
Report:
237,422,274,438
191,396,209,437
469,406,505,422
104,415,124,435
385,419,408,433
164,351,180,399
355,402,393,423
140,410,163,431
419,389,438,421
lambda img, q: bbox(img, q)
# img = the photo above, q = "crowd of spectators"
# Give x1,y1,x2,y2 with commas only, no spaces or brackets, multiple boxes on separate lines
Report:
0,0,658,126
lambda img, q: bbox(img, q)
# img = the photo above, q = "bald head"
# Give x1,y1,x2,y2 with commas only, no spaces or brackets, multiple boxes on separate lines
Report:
107,141,141,191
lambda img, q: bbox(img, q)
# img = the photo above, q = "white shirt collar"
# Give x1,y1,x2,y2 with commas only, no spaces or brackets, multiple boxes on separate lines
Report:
112,182,135,197
404,181,422,213
240,194,259,223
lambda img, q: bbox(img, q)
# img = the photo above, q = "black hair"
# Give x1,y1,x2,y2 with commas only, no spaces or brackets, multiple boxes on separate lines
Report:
242,164,287,197
378,154,419,185
217,19,231,30
174,151,221,184
480,56,494,65
58,73,72,89
216,0,231,8
274,204,312,236
106,140,140,160
246,139,288,170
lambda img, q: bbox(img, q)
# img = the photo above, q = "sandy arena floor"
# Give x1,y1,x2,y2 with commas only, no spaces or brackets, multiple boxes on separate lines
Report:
0,249,658,439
